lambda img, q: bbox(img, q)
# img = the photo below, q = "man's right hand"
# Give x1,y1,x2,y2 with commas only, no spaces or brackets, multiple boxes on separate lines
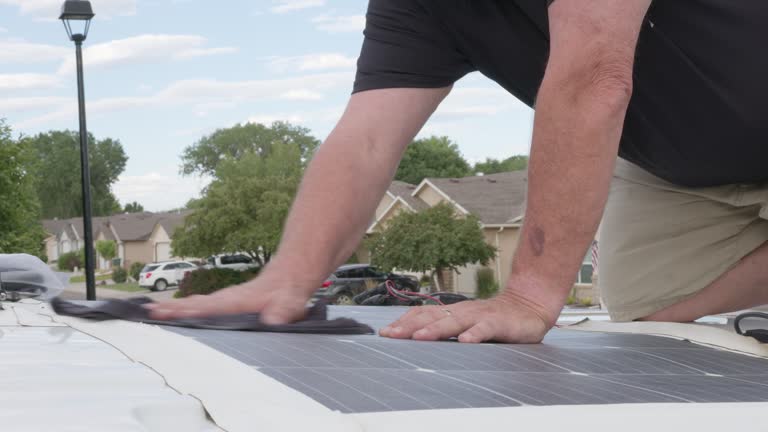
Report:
146,263,317,324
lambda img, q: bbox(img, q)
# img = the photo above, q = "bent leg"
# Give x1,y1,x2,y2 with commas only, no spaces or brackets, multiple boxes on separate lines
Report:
599,159,768,322
642,240,768,322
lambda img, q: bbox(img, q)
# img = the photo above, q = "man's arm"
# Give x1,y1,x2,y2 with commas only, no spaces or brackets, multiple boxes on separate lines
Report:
149,87,450,323
505,0,652,320
381,0,651,343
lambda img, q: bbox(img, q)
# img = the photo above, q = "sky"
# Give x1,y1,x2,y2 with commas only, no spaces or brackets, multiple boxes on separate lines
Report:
1,0,535,211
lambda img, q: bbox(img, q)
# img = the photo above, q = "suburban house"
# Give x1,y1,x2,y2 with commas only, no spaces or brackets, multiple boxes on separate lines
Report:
43,211,192,271
362,171,597,298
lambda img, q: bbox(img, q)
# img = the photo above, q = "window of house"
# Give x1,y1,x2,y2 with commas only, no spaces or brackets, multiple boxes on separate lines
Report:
578,264,593,284
575,249,595,284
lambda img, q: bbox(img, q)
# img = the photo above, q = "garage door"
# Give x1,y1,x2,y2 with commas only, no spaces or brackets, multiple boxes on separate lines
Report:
155,242,171,262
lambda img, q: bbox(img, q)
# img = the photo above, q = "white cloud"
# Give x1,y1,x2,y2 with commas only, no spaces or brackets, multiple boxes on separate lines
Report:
311,14,365,33
0,40,68,64
268,53,356,73
279,89,324,101
0,26,7,33
244,105,345,130
171,126,216,138
0,73,61,91
247,114,304,125
0,96,69,113
174,46,239,59
114,171,211,212
270,0,325,14
13,71,353,128
57,34,238,74
0,0,136,18
431,86,530,121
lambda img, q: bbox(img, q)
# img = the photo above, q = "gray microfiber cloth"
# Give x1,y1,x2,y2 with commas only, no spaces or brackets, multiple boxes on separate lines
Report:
50,296,374,335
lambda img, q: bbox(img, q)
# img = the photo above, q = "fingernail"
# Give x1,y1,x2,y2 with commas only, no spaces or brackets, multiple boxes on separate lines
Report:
392,326,402,334
414,329,427,337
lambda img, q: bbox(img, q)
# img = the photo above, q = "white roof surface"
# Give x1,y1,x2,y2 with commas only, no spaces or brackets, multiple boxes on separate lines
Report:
0,324,221,431
3,299,768,432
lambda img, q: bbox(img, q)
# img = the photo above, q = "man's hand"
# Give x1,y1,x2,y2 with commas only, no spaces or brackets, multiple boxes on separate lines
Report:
380,290,555,344
146,264,315,324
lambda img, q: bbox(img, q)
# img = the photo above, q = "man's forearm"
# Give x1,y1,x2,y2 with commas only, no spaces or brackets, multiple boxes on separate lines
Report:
502,74,632,323
269,128,402,284
266,88,450,287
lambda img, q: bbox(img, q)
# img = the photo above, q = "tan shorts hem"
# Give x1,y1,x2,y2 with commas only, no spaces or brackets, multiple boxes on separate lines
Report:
607,294,700,322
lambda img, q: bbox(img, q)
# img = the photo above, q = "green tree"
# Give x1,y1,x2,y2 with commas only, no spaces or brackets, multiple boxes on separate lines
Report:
395,136,471,185
473,155,528,175
123,201,145,213
366,203,496,292
23,131,127,218
180,121,320,177
172,143,303,266
0,120,46,257
95,240,117,265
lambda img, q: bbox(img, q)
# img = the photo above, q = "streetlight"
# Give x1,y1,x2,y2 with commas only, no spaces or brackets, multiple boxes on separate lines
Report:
60,0,97,301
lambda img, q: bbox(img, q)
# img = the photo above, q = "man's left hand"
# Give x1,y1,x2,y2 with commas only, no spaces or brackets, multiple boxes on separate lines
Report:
379,295,554,344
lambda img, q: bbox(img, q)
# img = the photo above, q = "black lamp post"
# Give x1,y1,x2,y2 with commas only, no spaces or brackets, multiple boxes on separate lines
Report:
60,0,97,301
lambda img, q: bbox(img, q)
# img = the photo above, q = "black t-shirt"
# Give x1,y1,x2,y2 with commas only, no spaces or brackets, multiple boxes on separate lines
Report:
353,0,768,187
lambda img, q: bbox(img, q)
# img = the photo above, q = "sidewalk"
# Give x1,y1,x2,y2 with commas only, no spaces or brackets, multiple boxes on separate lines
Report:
60,282,178,301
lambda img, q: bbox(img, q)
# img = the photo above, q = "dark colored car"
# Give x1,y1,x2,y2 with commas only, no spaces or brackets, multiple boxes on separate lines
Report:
315,264,418,305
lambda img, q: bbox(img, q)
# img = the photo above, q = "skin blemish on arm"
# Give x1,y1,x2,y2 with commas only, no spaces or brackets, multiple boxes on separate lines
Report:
530,226,546,257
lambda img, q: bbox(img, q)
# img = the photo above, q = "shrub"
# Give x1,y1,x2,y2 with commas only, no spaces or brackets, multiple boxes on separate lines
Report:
419,274,431,287
129,261,145,282
176,267,260,298
112,267,128,283
475,267,499,299
57,250,83,272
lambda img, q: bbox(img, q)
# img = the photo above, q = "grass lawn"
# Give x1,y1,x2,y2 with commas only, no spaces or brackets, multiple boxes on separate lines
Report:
103,282,146,293
70,273,112,283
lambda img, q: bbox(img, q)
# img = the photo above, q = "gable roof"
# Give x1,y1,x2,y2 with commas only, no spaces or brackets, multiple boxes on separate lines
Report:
388,181,429,211
42,211,190,243
425,171,527,225
158,211,192,237
107,212,162,241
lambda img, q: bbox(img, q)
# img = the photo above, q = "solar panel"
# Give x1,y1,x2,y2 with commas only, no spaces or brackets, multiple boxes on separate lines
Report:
167,306,768,413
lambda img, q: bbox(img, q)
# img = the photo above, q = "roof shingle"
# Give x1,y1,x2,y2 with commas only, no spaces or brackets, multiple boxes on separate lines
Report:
425,171,527,225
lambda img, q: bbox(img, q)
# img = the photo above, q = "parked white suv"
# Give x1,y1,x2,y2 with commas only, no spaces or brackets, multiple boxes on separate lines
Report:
139,261,198,291
204,254,259,272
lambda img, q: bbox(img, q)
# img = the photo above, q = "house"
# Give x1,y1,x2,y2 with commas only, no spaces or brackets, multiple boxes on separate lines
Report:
42,211,192,270
364,172,597,298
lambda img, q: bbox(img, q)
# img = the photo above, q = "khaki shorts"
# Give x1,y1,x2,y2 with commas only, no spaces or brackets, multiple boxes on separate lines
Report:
600,158,768,321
